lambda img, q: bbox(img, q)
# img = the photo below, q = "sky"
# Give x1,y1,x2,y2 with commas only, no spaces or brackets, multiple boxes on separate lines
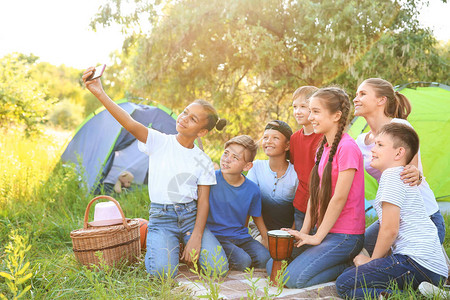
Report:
0,0,448,69
0,0,124,69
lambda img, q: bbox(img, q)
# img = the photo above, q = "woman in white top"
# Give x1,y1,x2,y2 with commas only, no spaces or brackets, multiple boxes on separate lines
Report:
352,78,445,253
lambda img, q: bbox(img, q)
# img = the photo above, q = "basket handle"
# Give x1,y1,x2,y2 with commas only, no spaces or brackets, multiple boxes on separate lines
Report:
83,195,131,230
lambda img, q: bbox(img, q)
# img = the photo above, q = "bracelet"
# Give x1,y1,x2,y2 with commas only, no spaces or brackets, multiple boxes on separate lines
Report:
418,173,423,183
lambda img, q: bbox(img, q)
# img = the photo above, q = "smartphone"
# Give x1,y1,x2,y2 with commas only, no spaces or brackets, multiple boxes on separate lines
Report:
88,64,106,81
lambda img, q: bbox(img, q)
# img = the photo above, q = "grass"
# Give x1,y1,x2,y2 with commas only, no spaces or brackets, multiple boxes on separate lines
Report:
0,128,190,299
0,127,449,299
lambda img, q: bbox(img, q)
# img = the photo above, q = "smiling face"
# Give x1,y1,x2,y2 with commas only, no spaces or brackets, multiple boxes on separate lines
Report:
308,97,341,135
261,129,289,158
353,82,381,117
220,144,252,175
370,133,402,172
176,103,209,137
292,97,311,126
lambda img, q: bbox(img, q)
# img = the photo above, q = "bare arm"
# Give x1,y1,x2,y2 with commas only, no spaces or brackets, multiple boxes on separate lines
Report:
245,215,250,227
253,215,268,248
371,202,399,259
181,185,210,262
314,169,355,241
283,198,312,242
300,198,312,234
354,202,399,266
294,169,356,247
82,67,148,143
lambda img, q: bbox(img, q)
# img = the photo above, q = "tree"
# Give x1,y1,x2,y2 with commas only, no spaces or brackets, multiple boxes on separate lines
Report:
91,0,449,140
0,54,52,134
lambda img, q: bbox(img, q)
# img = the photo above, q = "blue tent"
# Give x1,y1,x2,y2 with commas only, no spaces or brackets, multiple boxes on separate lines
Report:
61,99,177,192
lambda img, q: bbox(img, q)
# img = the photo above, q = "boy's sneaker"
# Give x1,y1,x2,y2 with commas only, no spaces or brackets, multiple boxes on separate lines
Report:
418,281,450,299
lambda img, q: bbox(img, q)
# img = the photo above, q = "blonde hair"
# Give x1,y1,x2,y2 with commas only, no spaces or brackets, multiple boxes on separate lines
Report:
293,86,319,102
224,135,258,162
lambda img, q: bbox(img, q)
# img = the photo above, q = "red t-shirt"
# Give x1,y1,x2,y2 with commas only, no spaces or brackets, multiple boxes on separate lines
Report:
290,128,323,213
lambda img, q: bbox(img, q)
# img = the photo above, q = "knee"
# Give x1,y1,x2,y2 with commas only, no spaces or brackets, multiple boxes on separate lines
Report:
253,250,271,269
282,264,312,289
230,254,252,271
144,248,179,278
335,271,354,298
285,275,308,289
199,248,229,276
145,260,179,278
284,268,318,289
266,258,273,274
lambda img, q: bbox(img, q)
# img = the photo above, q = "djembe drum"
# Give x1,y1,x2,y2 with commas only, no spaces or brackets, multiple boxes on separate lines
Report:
267,230,294,285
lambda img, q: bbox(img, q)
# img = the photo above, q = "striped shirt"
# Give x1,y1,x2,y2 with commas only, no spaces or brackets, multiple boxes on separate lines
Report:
375,166,447,278
357,118,439,216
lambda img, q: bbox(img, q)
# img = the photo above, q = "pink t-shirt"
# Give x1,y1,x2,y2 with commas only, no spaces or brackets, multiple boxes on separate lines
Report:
317,133,365,234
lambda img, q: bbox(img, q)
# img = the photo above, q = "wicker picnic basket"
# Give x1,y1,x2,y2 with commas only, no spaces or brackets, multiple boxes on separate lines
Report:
70,196,141,267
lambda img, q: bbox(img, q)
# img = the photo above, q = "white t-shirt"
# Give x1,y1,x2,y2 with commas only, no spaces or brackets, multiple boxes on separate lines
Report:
374,167,447,278
138,129,216,204
356,118,439,215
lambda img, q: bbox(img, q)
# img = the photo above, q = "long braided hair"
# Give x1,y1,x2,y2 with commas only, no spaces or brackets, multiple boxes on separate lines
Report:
308,87,351,228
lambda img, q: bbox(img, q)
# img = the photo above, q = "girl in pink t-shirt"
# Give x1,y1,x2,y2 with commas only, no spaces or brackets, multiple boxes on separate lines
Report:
267,87,365,289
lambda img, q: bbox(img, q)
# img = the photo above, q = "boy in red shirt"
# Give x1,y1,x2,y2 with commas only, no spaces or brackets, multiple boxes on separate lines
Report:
290,86,323,230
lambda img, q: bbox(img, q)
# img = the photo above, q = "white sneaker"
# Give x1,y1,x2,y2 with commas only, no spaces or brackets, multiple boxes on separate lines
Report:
418,281,450,299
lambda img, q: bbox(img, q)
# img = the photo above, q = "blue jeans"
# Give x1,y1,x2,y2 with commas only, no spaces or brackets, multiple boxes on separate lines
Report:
294,208,306,231
145,202,228,277
364,210,446,255
266,233,364,289
216,235,270,271
336,254,446,299
431,210,446,244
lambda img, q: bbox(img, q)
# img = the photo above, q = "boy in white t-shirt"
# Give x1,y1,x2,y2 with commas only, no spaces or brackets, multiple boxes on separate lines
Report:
336,123,447,299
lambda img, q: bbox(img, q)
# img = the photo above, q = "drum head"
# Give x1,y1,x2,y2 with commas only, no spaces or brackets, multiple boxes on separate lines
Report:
267,230,293,238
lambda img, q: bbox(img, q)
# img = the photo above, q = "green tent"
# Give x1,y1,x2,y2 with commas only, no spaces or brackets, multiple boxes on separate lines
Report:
348,82,450,201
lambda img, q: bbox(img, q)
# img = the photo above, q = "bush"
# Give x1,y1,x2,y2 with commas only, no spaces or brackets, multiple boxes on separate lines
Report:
47,99,84,130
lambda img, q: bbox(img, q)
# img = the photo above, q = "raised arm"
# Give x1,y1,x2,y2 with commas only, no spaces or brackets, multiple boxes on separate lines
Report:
82,67,148,143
